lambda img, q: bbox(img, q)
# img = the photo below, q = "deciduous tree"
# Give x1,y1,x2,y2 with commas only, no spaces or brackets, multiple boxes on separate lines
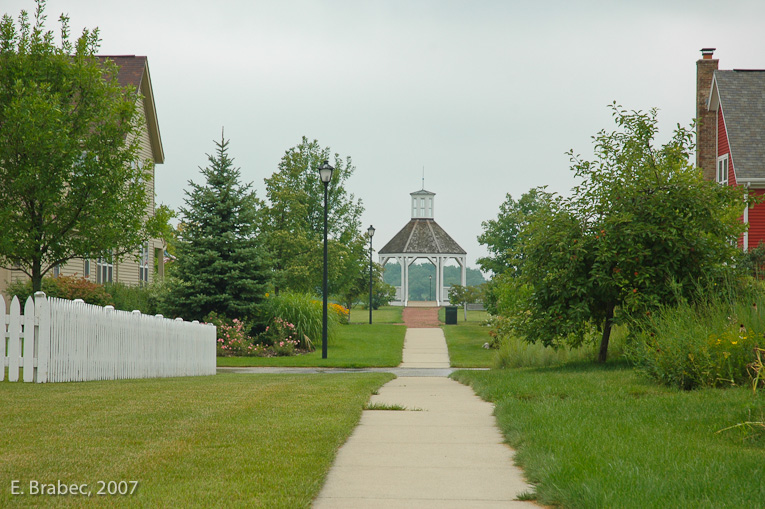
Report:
261,137,366,297
0,1,156,291
514,104,746,362
477,187,552,276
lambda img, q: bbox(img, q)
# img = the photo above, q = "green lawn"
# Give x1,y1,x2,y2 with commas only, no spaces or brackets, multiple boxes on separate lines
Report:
440,307,495,367
441,322,495,368
438,306,490,324
347,305,403,324
217,323,405,368
453,363,765,508
0,373,392,508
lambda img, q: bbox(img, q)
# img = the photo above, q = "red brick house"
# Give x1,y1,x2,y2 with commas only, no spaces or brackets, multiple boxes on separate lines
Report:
697,48,765,251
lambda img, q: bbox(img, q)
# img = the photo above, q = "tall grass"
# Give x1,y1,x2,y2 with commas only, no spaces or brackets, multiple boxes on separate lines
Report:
494,325,628,369
263,292,339,350
453,365,765,508
627,282,765,390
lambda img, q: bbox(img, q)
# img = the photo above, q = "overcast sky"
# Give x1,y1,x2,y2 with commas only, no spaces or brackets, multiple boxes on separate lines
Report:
5,0,765,273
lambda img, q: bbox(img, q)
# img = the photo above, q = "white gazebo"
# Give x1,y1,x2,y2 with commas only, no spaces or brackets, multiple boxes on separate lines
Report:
379,189,467,306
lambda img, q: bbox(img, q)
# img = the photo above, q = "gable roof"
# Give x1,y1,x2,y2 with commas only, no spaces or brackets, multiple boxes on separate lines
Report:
708,70,765,181
379,218,466,255
99,55,164,164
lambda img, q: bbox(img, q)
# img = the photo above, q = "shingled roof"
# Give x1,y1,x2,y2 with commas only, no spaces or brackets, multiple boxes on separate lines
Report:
379,218,466,255
711,70,765,181
98,55,164,164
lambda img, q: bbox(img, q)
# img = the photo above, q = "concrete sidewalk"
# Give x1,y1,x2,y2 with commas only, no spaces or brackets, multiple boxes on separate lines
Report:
313,328,535,508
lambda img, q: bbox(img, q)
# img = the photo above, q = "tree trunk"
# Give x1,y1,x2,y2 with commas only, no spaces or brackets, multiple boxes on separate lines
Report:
32,257,43,293
598,303,615,363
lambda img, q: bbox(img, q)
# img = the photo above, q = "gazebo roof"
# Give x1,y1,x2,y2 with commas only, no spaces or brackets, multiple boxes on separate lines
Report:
379,218,466,255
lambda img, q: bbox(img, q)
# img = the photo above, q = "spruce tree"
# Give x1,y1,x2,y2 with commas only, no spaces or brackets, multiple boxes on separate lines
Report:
165,132,270,323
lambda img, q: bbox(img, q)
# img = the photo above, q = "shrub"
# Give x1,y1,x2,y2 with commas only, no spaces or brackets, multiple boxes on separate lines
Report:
262,292,338,350
104,282,152,313
329,303,350,325
7,275,112,306
206,312,265,357
260,317,300,356
627,284,765,390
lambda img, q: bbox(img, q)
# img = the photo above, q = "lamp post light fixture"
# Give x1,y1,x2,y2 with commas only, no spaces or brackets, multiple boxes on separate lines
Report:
367,225,375,324
429,274,432,301
318,160,334,359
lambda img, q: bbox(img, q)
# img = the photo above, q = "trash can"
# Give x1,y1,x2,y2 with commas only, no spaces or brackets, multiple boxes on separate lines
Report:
444,306,458,325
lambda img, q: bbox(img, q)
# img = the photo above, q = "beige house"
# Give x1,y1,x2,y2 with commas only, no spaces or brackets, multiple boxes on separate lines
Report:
0,55,165,298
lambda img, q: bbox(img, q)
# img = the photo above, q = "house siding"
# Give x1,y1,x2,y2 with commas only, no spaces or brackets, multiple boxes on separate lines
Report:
718,108,735,184
717,108,746,247
749,190,765,250
1,58,162,299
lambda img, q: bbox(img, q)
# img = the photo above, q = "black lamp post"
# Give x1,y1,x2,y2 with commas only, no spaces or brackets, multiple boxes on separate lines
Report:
429,275,432,301
318,160,334,359
367,225,375,324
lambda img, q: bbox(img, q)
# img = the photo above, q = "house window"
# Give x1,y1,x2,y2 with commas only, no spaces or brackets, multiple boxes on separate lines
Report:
97,253,113,284
84,259,90,278
717,155,729,185
53,265,60,277
139,244,149,285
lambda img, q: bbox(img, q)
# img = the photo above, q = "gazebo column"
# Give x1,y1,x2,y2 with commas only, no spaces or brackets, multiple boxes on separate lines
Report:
402,256,409,306
400,256,406,306
460,256,467,287
437,256,444,306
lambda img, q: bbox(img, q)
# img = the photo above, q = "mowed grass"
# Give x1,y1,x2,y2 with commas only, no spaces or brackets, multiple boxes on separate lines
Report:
347,305,403,324
0,372,393,508
217,323,405,368
453,363,765,508
440,308,495,368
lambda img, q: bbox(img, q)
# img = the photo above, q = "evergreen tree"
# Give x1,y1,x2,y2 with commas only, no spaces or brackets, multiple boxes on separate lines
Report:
164,132,270,323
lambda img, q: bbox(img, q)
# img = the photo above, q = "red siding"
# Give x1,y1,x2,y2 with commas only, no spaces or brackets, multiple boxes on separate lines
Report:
719,107,735,185
749,190,765,250
718,108,746,246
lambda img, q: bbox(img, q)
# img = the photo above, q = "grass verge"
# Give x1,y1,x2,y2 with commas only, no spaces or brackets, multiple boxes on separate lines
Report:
217,323,405,368
439,308,494,367
437,306,490,324
441,322,495,368
452,363,765,508
347,305,403,324
0,373,393,508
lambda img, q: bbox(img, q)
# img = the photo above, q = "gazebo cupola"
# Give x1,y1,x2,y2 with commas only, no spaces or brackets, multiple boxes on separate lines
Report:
379,188,466,306
411,189,435,219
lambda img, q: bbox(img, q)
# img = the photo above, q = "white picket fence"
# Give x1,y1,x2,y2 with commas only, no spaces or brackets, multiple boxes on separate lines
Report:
2,292,216,383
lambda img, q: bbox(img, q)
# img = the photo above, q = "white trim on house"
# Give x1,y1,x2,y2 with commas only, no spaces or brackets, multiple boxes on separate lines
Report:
717,154,729,185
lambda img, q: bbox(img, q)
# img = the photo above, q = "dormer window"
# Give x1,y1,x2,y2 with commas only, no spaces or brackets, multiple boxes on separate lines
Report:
717,155,729,185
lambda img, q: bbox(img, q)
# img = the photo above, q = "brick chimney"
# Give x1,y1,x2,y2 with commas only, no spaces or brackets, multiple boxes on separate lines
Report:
696,48,718,181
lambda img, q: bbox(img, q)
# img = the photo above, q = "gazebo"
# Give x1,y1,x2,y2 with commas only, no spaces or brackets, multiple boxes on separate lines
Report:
379,189,467,306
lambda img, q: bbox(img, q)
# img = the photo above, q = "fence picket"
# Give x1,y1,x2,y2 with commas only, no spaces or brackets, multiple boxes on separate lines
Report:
8,297,21,382
1,294,6,382
35,292,50,383
23,296,35,382
1,294,215,383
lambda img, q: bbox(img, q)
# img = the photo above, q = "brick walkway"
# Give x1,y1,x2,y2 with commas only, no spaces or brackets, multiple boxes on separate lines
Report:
401,307,440,328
